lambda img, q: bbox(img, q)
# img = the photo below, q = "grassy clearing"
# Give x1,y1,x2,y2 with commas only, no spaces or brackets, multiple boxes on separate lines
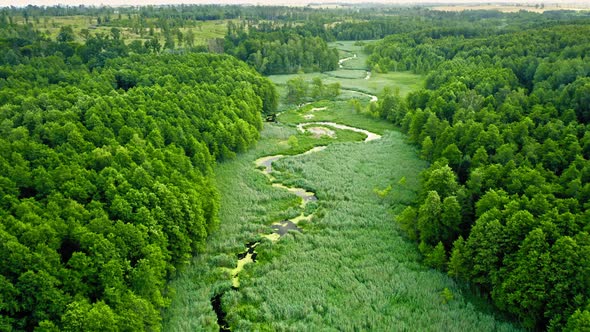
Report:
270,39,424,98
278,101,395,135
164,100,521,330
279,126,367,156
14,14,228,46
269,69,423,99
329,40,375,70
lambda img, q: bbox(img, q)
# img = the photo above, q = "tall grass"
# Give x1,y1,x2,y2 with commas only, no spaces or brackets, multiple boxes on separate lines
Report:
162,119,372,330
163,39,519,331
164,109,521,330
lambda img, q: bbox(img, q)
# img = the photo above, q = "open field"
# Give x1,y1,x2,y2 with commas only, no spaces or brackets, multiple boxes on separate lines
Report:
270,40,424,103
270,70,423,99
11,14,229,46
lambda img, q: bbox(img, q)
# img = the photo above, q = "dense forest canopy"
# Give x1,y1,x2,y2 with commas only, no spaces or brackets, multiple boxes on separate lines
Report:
0,18,276,329
223,21,339,75
369,13,590,331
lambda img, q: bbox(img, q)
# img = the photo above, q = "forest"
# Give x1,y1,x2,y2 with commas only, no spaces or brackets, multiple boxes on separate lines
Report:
0,21,276,329
369,14,590,331
223,21,339,75
1,3,590,331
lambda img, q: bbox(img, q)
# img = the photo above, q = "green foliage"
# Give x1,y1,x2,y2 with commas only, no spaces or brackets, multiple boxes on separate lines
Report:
377,88,407,123
284,76,341,105
373,184,392,198
287,135,299,149
424,241,448,270
285,76,309,105
421,136,434,161
418,191,443,246
9,6,589,331
396,206,419,241
164,96,519,330
224,22,339,75
0,47,272,329
398,176,407,185
447,236,468,279
440,287,454,304
371,12,590,330
565,306,590,332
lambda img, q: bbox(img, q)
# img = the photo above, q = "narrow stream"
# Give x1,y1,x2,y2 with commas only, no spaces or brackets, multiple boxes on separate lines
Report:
211,293,230,332
297,122,381,142
338,53,356,68
235,122,380,284
211,83,381,331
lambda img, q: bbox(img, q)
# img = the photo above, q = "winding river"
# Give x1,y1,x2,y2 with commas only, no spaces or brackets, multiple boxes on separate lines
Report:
296,122,381,142
338,53,356,68
212,57,381,329
228,121,381,290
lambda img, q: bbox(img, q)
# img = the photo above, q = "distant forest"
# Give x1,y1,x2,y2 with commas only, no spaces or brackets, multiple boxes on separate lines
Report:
1,4,590,331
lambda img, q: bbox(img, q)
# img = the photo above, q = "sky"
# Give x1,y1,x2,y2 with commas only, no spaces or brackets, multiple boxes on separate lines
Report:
2,0,589,7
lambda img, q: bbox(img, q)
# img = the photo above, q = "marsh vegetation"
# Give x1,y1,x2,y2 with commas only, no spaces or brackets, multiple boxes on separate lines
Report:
2,4,588,331
163,40,521,331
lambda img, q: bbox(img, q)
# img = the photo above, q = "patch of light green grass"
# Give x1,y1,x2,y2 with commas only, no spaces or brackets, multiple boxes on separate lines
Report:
330,40,377,70
269,70,423,98
278,100,395,135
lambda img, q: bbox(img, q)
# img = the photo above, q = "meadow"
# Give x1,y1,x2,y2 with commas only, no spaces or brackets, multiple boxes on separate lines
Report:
269,40,423,105
278,101,395,135
163,99,521,330
270,70,423,100
330,40,374,71
160,36,522,331
12,14,229,47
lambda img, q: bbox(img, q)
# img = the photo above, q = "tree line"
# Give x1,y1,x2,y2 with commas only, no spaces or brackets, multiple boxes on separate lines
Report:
223,21,339,75
370,15,590,330
0,22,276,330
